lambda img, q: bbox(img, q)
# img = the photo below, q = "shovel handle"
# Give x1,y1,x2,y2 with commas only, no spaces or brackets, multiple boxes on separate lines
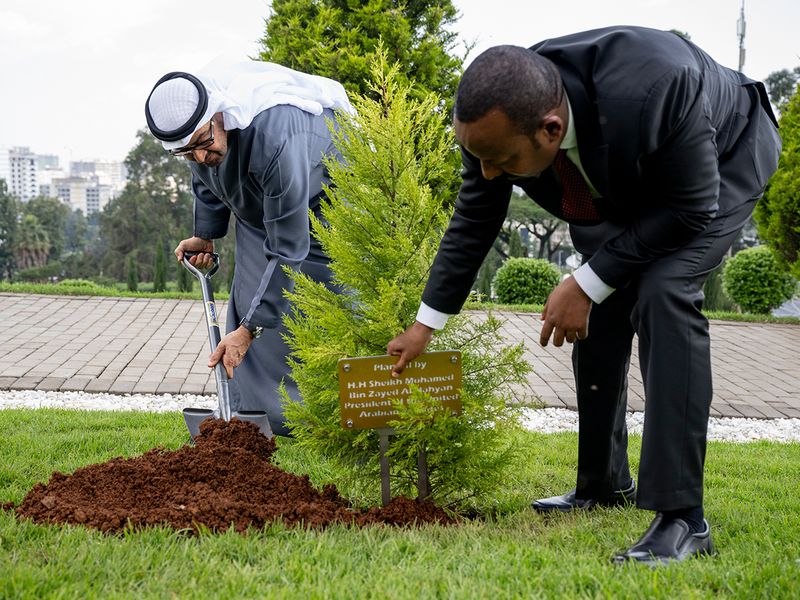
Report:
182,251,220,279
182,251,232,420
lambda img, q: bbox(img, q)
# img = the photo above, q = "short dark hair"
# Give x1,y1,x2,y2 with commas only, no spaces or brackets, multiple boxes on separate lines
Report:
454,45,563,134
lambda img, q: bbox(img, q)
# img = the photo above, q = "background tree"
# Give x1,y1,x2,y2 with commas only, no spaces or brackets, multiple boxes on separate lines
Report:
259,0,463,103
0,181,18,280
22,196,69,261
755,86,800,279
95,129,239,286
259,1,466,205
523,204,571,261
64,209,105,281
14,214,50,271
127,254,138,292
474,246,502,302
474,194,570,302
98,129,194,281
507,228,524,257
153,242,167,292
764,66,800,113
494,193,569,262
702,262,736,312
63,209,89,255
177,258,194,293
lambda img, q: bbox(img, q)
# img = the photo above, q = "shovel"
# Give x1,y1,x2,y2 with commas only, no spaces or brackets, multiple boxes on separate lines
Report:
181,251,273,440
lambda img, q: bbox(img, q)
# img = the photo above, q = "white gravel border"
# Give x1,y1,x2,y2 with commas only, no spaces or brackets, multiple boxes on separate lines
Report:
521,407,800,444
1,390,798,444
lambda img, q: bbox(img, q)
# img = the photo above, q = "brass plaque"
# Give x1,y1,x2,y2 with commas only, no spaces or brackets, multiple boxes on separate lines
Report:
338,351,462,430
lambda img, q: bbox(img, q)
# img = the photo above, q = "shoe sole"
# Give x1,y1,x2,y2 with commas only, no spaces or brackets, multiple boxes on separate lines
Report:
612,545,714,567
532,494,636,513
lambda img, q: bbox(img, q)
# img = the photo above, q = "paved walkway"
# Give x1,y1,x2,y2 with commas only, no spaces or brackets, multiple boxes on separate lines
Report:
2,293,799,419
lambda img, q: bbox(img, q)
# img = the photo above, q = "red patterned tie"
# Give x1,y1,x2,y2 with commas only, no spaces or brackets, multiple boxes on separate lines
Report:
553,149,600,221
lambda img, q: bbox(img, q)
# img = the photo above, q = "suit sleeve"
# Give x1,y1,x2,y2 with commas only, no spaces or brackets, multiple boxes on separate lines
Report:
587,66,720,289
192,176,231,240
421,149,512,314
243,133,313,329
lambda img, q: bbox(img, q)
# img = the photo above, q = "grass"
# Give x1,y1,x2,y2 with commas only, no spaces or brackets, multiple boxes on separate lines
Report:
1,409,798,598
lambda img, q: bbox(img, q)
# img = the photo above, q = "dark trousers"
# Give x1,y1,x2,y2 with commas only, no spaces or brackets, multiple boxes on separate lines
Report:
570,195,760,512
571,164,788,511
566,84,782,511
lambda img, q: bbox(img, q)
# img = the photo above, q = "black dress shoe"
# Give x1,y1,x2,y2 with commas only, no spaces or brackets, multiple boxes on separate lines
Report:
531,480,636,512
613,513,714,566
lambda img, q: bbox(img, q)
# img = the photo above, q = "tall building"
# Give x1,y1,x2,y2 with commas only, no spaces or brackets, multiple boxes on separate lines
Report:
36,155,67,198
48,175,112,214
36,154,60,170
0,146,124,212
3,147,39,202
85,182,112,214
71,160,126,196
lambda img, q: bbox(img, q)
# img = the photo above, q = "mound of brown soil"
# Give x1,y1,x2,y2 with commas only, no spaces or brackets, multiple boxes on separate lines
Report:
3,419,453,533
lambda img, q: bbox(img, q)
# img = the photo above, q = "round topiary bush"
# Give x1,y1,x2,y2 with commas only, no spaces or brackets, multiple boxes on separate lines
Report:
722,246,796,314
492,257,562,305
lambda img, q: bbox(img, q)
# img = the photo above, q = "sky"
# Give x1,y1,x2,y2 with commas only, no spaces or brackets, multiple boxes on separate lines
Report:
2,0,798,165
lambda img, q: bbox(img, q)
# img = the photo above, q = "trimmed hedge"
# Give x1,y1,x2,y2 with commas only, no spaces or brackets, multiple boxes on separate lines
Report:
15,262,62,282
722,246,796,314
492,257,561,305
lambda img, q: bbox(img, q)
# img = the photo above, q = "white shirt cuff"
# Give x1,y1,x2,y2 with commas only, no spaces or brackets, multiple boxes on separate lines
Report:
416,302,452,330
572,263,615,304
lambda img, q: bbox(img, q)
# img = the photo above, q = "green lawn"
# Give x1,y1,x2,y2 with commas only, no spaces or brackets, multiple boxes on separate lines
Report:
1,409,798,599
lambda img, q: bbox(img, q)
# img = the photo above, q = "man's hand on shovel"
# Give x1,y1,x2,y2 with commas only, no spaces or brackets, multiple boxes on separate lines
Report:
209,327,254,378
175,236,215,269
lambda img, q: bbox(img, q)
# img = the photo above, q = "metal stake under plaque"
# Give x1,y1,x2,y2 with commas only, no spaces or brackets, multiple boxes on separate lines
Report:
376,429,431,506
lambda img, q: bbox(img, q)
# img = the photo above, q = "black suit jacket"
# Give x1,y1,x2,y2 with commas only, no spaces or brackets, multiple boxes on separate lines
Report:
422,26,780,314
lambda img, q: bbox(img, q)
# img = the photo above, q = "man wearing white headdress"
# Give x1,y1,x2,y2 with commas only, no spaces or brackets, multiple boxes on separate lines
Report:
145,57,354,436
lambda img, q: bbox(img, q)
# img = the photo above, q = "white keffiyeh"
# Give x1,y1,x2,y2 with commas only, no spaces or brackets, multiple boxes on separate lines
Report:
147,56,355,150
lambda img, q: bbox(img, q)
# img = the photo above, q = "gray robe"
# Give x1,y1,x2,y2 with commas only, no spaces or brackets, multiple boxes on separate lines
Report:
190,105,341,436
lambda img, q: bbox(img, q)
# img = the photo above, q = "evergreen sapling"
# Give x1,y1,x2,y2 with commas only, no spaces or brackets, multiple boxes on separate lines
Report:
281,56,532,509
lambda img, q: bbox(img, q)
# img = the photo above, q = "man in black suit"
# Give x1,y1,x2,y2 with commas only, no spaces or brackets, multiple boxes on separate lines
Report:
387,26,780,564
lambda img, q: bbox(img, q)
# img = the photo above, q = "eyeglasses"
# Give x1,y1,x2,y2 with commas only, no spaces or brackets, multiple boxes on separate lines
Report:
168,120,215,157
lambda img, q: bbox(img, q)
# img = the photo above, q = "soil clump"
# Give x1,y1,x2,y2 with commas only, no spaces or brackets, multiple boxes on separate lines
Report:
4,419,453,533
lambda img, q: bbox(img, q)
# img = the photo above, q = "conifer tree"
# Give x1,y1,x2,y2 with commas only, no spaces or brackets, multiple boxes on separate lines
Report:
508,229,525,258
755,86,800,278
153,242,167,292
475,246,502,303
282,55,531,508
259,0,462,103
127,254,138,292
177,255,193,293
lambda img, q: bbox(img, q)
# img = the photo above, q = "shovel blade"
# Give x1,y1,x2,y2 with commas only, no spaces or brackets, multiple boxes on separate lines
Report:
232,411,274,438
182,407,218,440
182,408,274,440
